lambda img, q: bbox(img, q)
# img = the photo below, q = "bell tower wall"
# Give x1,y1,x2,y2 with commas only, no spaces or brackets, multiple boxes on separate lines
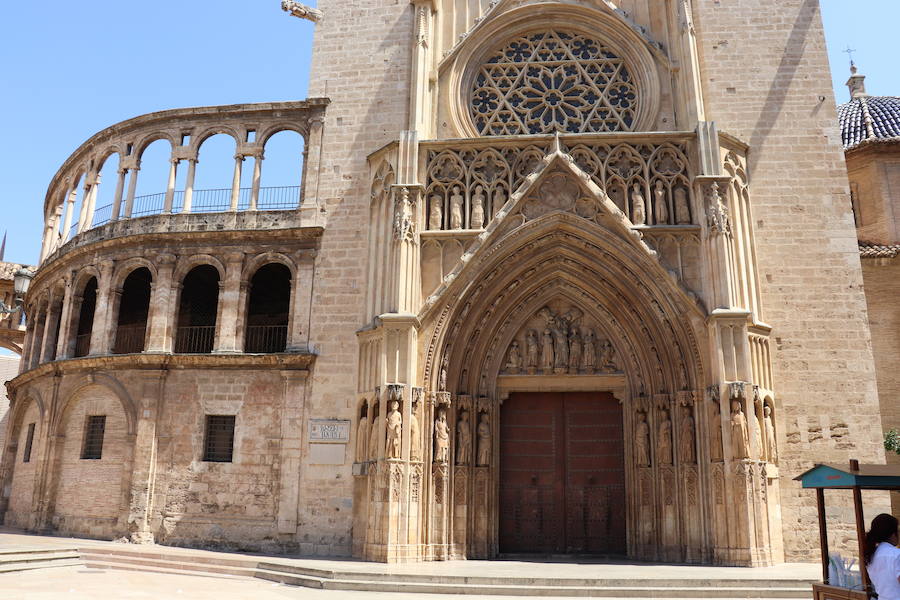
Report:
691,0,888,560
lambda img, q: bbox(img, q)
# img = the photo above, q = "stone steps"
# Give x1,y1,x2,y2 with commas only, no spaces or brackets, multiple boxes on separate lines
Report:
80,549,257,579
0,548,83,574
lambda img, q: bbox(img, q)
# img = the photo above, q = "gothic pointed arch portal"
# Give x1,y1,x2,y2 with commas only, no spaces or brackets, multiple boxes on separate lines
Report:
416,156,713,562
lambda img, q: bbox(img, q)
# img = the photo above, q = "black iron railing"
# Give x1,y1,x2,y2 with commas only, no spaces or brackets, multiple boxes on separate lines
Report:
73,333,91,358
244,324,288,353
174,325,215,354
113,324,147,354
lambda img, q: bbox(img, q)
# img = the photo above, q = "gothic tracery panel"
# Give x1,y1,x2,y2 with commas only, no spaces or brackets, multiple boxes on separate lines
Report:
470,30,638,136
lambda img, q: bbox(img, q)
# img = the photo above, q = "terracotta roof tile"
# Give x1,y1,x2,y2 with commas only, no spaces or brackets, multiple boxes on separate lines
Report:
839,96,900,150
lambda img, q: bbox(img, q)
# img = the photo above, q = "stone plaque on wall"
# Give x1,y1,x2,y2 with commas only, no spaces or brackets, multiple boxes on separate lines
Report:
309,419,351,443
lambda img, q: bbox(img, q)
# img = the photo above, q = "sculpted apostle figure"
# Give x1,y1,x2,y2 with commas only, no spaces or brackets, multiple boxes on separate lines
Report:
654,180,669,225
635,410,651,467
631,183,646,225
410,405,421,461
471,185,486,229
764,404,778,462
456,410,471,466
541,328,554,372
450,186,464,230
386,400,402,459
506,340,522,373
658,408,673,465
368,408,381,460
710,401,724,461
730,400,750,459
582,329,596,373
679,404,696,464
439,355,448,391
553,327,569,370
568,330,582,373
493,187,506,217
476,413,491,466
356,410,369,462
525,330,539,372
434,408,450,463
600,340,616,373
753,405,765,460
428,195,443,230
674,187,691,224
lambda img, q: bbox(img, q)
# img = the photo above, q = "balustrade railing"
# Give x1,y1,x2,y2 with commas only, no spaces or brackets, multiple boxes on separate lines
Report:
73,333,91,358
174,325,215,354
244,324,288,353
113,324,147,355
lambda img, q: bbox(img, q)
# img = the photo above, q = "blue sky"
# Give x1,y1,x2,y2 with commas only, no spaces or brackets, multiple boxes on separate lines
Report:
0,0,896,269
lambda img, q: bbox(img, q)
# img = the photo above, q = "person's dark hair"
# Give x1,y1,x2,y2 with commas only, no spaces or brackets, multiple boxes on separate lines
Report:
865,513,899,565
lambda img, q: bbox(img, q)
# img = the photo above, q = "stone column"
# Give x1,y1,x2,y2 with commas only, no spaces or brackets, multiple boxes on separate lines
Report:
110,167,127,221
287,251,315,352
76,177,92,233
229,155,244,211
39,296,61,363
60,187,77,242
214,252,244,352
125,371,166,543
300,115,324,223
123,165,140,218
54,275,75,359
28,307,46,370
88,260,116,355
163,158,179,213
84,174,100,230
182,158,197,213
249,152,263,210
276,370,309,534
145,254,176,353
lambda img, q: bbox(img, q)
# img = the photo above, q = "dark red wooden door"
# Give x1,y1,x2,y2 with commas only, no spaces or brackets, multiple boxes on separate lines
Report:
499,392,625,555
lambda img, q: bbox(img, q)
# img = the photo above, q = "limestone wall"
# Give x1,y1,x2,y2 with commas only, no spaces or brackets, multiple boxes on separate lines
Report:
302,0,415,553
692,0,886,560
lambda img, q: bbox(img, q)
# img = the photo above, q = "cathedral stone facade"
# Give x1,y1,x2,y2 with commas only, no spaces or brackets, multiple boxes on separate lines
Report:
0,0,888,565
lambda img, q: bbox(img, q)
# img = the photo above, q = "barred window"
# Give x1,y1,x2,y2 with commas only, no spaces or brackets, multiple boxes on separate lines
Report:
23,423,36,463
471,30,638,136
81,416,106,460
203,415,235,463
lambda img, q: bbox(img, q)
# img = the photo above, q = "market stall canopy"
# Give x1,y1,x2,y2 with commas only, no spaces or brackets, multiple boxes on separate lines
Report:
795,463,900,490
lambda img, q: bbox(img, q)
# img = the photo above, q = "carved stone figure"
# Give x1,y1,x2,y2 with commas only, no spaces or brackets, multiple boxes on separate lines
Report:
654,180,669,224
434,408,450,463
600,340,616,373
658,408,673,465
635,410,651,467
281,0,324,22
428,195,442,230
525,330,539,373
553,327,569,371
356,410,369,462
456,410,471,466
754,406,764,460
439,355,448,391
730,400,750,459
675,187,691,224
631,183,646,225
476,413,491,466
386,400,402,459
450,186,464,229
710,401,724,462
368,408,381,460
471,185,486,229
410,407,421,461
764,404,778,462
568,330,582,373
582,329,596,373
493,187,506,216
506,340,522,373
541,328,554,372
679,405,696,463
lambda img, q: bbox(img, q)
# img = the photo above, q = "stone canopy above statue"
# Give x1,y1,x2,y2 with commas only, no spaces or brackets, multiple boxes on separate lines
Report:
502,303,619,376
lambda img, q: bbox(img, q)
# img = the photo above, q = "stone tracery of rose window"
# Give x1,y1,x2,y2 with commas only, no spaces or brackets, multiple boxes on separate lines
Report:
470,30,638,136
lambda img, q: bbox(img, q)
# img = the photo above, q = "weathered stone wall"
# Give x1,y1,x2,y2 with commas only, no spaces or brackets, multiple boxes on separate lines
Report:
5,398,40,529
0,355,20,457
53,385,127,539
692,0,886,560
847,148,900,245
300,0,414,554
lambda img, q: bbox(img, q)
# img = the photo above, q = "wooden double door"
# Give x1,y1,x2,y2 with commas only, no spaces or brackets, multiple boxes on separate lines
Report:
499,392,626,555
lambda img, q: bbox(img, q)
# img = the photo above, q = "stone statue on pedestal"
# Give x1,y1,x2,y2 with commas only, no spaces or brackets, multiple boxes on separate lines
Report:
476,413,491,466
386,400,402,459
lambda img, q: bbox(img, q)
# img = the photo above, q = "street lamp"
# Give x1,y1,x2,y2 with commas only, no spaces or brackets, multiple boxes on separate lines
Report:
0,267,35,315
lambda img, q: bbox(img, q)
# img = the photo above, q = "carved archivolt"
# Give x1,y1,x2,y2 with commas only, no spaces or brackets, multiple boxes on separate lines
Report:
470,30,638,136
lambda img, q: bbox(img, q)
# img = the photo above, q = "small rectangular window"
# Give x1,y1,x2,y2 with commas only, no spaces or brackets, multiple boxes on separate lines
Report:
81,415,106,460
23,423,36,463
245,129,256,143
203,415,235,462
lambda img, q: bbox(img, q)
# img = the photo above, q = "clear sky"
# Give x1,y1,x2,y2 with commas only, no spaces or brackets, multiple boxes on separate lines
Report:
0,0,896,269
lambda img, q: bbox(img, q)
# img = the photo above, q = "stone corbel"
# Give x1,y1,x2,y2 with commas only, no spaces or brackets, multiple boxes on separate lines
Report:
653,393,672,410
677,390,696,407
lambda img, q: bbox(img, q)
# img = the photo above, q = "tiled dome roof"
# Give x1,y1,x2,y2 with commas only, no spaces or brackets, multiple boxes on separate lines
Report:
839,95,900,150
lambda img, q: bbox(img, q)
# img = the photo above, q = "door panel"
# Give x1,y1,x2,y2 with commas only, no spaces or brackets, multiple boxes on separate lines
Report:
500,392,625,555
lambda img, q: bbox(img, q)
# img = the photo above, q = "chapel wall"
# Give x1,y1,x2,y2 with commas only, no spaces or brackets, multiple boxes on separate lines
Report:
691,0,887,561
5,399,41,529
847,149,900,245
304,0,415,550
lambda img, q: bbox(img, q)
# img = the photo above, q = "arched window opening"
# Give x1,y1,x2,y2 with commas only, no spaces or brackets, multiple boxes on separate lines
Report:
244,263,291,353
91,153,120,228
73,278,98,358
193,133,240,212
175,265,219,353
260,130,305,209
132,139,173,217
113,268,152,354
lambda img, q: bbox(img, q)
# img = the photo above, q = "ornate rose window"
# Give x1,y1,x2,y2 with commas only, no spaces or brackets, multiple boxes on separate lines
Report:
470,30,639,136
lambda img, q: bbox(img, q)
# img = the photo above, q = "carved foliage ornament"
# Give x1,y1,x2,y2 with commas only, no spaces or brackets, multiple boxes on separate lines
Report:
471,30,638,136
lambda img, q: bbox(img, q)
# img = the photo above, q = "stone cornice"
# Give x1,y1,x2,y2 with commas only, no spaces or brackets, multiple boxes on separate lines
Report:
6,352,316,393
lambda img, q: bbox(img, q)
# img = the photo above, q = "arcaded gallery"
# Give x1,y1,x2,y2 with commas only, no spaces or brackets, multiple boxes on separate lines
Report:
0,0,887,567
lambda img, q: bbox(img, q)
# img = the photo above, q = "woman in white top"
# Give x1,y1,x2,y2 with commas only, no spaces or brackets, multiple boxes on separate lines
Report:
866,513,900,600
